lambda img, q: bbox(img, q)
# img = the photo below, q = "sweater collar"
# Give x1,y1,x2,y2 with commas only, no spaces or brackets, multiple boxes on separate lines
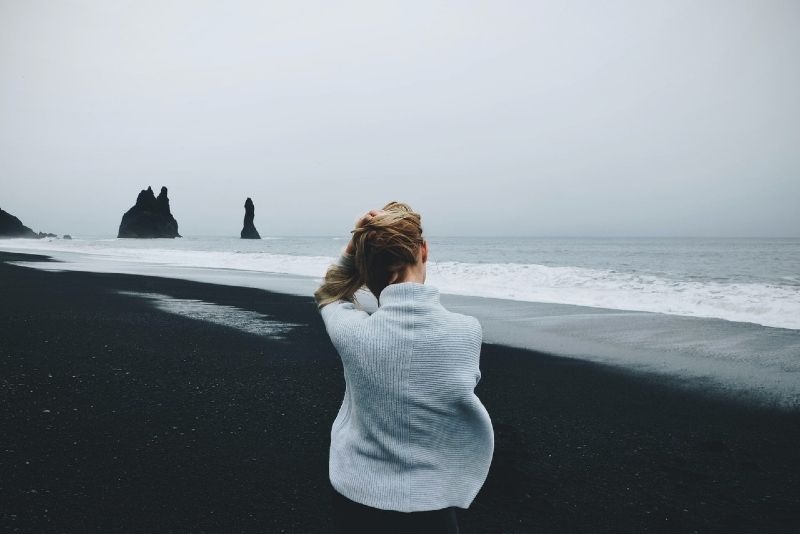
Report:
378,282,440,306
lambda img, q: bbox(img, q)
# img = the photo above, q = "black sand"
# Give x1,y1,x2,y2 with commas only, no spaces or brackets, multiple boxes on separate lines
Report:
1,251,798,533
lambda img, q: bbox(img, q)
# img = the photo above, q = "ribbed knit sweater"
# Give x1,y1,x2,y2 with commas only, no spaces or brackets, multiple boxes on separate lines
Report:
317,252,494,512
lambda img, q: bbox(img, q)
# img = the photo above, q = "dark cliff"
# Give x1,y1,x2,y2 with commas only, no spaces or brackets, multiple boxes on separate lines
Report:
0,208,37,238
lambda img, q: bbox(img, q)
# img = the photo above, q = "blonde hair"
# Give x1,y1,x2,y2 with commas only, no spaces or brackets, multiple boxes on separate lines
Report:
315,201,424,308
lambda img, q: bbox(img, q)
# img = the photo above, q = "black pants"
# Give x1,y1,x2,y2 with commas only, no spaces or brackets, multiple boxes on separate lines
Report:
330,483,460,534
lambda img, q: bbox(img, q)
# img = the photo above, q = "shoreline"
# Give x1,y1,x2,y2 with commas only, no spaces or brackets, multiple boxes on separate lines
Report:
1,251,799,532
4,246,800,409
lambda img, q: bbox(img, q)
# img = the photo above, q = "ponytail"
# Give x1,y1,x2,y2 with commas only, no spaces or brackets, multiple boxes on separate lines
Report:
315,201,423,308
314,251,364,308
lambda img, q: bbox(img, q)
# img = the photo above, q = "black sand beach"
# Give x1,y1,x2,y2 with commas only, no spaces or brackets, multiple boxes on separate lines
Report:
1,251,799,533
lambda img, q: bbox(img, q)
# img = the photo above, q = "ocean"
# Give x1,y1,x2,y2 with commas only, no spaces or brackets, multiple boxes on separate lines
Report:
2,235,798,330
2,235,799,407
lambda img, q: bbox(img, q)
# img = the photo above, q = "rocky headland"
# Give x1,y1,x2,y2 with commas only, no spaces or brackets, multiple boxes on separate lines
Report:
0,208,37,238
0,208,58,239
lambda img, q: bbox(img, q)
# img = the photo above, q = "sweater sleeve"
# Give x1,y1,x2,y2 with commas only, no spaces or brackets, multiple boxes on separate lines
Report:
318,251,370,342
473,316,484,385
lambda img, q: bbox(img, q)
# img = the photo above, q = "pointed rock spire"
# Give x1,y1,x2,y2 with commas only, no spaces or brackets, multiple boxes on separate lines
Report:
241,197,261,239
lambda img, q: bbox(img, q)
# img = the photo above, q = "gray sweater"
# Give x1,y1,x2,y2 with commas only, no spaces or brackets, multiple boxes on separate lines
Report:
318,252,494,512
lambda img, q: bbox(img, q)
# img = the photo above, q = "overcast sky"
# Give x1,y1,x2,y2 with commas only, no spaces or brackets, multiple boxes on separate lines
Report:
1,0,798,237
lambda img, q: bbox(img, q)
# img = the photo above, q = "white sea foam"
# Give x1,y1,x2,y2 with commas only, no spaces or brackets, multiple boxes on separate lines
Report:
0,238,333,277
3,237,799,330
426,261,800,330
117,291,300,338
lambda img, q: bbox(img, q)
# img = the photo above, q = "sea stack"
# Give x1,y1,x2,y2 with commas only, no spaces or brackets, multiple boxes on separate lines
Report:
240,197,261,239
117,186,181,238
0,207,38,238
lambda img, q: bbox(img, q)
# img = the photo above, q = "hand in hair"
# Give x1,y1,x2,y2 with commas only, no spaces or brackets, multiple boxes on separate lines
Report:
316,201,421,307
345,209,387,254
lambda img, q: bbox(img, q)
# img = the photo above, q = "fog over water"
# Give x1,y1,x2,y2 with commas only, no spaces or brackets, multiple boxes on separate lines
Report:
1,1,799,237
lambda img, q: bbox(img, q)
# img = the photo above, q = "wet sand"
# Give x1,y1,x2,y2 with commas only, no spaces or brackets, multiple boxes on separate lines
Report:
1,251,798,533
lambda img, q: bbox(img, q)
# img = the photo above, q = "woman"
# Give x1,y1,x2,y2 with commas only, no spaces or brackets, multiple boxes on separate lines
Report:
314,201,494,533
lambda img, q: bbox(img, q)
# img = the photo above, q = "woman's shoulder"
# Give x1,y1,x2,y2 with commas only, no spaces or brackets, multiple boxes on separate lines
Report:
439,305,481,330
457,312,481,334
438,307,483,345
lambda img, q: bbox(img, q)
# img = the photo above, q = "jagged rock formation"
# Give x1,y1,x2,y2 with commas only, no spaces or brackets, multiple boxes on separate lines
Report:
240,197,261,239
63,234,72,240
117,186,181,238
0,207,37,238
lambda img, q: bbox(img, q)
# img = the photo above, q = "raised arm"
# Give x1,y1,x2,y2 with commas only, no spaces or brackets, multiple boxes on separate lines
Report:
316,249,371,346
315,209,388,341
314,208,386,311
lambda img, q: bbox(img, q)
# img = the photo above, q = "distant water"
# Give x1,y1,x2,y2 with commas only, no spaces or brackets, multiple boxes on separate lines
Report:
2,235,799,330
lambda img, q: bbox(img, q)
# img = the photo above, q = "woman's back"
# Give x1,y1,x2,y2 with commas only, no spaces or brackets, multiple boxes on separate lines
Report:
321,280,494,513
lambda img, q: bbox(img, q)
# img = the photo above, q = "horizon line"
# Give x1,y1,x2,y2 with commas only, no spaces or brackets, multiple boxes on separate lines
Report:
19,233,800,240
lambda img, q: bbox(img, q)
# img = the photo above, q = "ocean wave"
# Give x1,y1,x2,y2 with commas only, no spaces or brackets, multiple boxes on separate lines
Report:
425,261,800,330
3,239,798,330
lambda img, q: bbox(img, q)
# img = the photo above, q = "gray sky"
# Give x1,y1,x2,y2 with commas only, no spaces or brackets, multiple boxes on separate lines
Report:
2,0,798,237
